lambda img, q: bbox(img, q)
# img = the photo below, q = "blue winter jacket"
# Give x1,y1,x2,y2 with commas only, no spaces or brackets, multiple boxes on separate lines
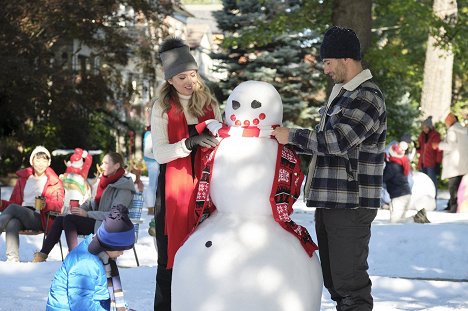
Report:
46,235,110,311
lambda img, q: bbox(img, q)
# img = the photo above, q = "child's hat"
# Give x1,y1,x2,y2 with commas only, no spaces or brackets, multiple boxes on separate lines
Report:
389,141,408,158
88,204,135,255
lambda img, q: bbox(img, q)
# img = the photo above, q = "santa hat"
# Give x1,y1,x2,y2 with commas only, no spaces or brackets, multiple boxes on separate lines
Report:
88,204,135,255
389,141,408,158
29,146,51,166
69,148,85,168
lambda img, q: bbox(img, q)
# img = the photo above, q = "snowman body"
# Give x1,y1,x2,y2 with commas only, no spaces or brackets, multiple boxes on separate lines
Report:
172,81,323,311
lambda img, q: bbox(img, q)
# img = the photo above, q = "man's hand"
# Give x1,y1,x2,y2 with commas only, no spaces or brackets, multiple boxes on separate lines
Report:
432,141,440,149
272,127,290,145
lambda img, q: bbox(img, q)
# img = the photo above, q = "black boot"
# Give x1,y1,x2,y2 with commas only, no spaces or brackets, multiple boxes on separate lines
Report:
414,208,431,223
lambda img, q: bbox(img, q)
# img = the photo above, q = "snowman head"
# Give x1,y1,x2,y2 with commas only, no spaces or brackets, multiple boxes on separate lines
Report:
225,81,282,128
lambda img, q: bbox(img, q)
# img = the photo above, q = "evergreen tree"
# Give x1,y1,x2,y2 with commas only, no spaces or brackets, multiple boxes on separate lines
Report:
212,0,325,128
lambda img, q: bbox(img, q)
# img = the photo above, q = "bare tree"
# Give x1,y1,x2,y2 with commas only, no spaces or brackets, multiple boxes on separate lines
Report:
420,0,458,122
331,0,373,54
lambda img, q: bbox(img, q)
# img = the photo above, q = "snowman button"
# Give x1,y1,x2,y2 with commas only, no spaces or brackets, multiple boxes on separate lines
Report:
205,241,212,248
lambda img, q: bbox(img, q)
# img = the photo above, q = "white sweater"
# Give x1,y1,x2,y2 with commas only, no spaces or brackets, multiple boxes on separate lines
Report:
150,93,221,164
438,122,468,179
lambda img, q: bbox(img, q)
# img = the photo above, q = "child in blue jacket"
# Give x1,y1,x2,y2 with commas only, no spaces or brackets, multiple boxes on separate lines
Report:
46,204,135,311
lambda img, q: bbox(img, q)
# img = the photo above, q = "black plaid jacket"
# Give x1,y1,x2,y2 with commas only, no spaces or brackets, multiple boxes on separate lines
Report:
290,69,386,209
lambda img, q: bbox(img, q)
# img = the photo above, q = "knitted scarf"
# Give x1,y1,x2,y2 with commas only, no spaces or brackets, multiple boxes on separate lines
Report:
388,155,410,176
195,122,277,139
165,98,215,268
95,168,125,206
194,130,318,257
106,258,128,311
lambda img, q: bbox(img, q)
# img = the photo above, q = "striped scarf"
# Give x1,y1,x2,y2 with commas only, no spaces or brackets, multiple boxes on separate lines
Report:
105,259,128,311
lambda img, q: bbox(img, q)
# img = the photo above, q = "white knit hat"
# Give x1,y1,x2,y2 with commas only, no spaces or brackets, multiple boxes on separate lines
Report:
29,146,51,166
389,141,408,158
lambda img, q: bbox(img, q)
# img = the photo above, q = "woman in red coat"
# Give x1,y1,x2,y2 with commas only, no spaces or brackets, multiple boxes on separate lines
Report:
416,116,442,190
0,146,64,262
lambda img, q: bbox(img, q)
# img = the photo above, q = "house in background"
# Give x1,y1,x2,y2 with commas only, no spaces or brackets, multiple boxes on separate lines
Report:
185,3,227,82
49,2,224,161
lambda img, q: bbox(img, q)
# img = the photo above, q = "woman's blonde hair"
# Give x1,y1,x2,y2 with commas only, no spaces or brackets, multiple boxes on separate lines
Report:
156,72,218,117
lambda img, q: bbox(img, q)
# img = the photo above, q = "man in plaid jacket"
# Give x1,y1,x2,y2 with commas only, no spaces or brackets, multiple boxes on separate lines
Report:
273,26,386,311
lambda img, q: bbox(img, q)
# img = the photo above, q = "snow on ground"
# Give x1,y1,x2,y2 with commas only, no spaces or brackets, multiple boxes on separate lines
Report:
1,178,467,311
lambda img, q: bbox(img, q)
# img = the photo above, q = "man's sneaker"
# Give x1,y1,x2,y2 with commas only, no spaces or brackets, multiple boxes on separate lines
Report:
32,251,48,263
414,208,431,224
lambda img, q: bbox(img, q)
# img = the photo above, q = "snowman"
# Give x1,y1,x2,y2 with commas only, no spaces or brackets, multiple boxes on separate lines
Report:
172,81,323,311
60,148,92,213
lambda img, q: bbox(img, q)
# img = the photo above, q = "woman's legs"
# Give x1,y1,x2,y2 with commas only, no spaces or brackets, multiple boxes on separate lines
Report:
5,218,21,262
40,216,65,255
62,214,95,251
0,204,42,262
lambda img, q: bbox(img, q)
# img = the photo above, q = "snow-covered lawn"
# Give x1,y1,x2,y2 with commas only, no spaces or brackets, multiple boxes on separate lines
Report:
1,180,467,310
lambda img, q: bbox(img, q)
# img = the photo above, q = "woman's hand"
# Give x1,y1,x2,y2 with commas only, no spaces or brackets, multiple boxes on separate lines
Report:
70,207,88,217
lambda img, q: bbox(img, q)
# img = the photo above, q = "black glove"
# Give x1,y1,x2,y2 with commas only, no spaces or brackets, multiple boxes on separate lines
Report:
185,133,219,150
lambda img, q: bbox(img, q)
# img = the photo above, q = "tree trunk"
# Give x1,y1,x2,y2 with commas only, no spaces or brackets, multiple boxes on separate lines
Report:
332,0,372,55
420,0,457,122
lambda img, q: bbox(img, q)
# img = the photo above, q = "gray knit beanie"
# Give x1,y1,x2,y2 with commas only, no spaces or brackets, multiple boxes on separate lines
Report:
320,26,362,61
422,116,433,129
159,37,198,80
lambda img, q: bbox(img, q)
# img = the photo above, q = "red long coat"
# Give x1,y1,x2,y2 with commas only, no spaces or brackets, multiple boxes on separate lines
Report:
0,167,64,232
417,129,442,169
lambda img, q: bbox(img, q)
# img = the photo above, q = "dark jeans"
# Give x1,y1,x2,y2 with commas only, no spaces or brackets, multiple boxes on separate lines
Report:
448,175,463,213
154,165,172,311
315,208,377,311
41,214,95,254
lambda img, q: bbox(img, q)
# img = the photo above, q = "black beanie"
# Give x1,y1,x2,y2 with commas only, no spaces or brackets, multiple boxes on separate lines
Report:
88,204,135,255
320,26,362,61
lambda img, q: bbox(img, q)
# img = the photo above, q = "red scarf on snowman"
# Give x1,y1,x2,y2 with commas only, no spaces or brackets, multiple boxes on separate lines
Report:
192,126,318,257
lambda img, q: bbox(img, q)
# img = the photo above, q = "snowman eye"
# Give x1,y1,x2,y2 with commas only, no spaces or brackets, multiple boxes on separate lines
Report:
232,100,241,110
251,100,261,109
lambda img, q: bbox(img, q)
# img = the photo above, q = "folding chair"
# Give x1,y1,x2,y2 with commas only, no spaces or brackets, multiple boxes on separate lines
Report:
128,192,144,266
19,211,64,261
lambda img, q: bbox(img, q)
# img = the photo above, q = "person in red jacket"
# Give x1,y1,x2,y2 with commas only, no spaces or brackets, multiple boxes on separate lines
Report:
416,116,442,191
0,146,64,262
